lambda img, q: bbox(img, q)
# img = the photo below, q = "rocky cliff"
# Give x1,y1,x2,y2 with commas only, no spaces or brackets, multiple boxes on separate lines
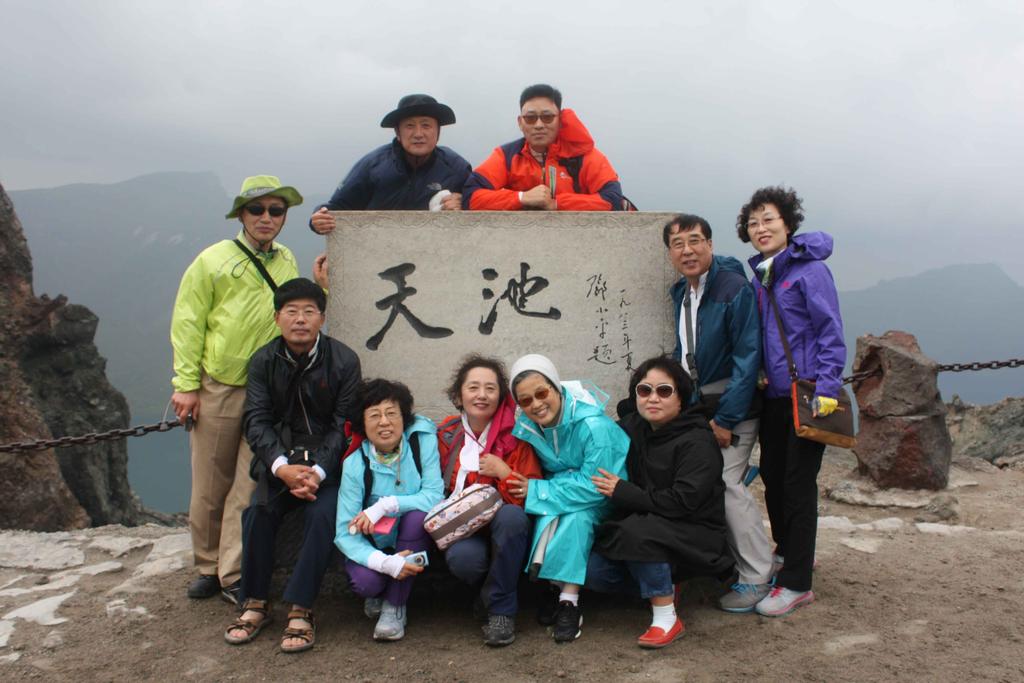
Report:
0,182,156,529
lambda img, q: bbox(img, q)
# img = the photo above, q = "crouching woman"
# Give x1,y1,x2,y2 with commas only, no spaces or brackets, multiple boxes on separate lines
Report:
589,356,732,649
507,354,629,644
436,354,543,647
335,379,443,641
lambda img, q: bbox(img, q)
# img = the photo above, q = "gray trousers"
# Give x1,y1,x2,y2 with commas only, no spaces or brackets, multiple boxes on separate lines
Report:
721,417,773,584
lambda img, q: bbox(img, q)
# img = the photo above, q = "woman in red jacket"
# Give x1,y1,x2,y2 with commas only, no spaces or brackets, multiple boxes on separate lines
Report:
436,354,542,647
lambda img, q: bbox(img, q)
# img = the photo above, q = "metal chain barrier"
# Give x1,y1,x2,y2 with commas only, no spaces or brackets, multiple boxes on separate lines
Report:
842,357,1023,385
937,358,1024,373
0,418,186,454
2,358,1021,453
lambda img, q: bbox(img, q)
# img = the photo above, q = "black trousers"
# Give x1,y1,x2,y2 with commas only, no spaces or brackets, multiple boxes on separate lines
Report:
758,398,825,592
240,480,339,608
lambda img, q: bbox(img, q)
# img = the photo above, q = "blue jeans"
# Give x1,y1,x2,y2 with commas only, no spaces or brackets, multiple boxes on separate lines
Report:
444,504,530,616
585,552,673,600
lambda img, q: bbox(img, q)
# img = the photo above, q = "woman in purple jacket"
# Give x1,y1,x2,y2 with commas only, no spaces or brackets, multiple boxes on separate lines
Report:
736,186,846,618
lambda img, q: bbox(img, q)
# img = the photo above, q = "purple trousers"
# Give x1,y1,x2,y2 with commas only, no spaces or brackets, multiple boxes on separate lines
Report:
345,510,429,606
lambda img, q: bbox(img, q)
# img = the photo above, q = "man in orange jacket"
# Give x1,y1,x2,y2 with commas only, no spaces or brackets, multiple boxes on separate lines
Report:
462,84,629,211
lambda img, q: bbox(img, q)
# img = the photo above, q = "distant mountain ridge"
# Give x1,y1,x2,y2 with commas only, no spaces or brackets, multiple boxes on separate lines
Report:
11,174,1023,511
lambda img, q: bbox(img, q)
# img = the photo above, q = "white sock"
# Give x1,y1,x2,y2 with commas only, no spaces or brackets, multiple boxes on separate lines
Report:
651,603,677,631
558,591,579,606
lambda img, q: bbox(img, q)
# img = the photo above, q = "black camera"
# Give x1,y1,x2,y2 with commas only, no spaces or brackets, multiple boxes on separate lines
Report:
287,447,316,467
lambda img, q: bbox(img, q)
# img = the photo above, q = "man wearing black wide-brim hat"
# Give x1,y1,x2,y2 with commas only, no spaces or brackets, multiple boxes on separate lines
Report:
309,94,472,233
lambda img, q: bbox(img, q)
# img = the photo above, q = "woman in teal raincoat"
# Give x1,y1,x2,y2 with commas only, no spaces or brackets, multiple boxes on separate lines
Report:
505,354,629,644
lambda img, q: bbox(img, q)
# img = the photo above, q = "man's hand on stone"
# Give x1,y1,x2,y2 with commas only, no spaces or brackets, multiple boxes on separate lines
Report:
313,253,329,289
440,192,462,211
710,420,733,449
170,391,199,423
310,207,336,234
520,185,556,210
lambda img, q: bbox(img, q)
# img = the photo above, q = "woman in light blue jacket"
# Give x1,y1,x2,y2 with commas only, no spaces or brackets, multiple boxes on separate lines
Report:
505,354,629,644
335,379,443,641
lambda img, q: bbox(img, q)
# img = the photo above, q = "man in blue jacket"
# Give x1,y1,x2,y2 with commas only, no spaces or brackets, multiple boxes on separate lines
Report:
665,214,774,613
309,94,472,233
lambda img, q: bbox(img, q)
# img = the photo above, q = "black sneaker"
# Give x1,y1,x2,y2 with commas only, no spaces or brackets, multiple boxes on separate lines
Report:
483,614,516,647
220,580,242,605
187,574,219,599
551,601,582,643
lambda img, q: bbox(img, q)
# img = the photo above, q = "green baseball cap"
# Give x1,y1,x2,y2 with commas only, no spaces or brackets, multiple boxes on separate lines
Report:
226,175,304,219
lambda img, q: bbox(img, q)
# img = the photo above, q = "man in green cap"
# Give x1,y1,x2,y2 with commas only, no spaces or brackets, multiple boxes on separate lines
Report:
170,175,315,604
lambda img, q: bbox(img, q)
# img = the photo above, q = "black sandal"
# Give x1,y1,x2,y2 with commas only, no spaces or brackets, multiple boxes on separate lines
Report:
224,599,272,645
281,607,315,653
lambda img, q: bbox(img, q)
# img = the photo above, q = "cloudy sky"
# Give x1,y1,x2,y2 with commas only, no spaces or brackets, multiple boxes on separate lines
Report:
2,0,1022,288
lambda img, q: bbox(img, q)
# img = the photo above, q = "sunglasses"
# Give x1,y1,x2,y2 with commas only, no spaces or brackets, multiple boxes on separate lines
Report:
517,386,552,408
636,383,676,399
244,204,287,217
520,113,558,125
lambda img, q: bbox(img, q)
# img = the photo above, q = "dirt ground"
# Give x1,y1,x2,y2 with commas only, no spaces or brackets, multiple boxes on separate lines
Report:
2,450,1023,682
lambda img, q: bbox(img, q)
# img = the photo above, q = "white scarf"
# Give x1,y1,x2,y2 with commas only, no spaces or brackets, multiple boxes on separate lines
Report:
453,413,490,496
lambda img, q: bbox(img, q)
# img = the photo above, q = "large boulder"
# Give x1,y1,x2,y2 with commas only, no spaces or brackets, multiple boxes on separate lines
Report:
852,331,952,489
946,395,1024,465
854,414,952,489
853,331,943,418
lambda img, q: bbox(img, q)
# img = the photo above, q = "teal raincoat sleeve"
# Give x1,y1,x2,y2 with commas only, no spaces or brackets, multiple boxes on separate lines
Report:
525,417,629,517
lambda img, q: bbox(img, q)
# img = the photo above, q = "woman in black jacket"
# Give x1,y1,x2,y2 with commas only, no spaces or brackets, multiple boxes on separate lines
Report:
588,356,732,649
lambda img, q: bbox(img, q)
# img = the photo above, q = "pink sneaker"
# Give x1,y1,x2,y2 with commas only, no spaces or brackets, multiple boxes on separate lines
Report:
755,586,815,617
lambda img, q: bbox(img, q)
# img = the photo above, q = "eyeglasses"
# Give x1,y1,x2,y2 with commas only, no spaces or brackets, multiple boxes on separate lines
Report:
635,383,675,399
517,386,552,408
520,113,558,125
244,204,287,218
669,236,709,251
746,214,781,231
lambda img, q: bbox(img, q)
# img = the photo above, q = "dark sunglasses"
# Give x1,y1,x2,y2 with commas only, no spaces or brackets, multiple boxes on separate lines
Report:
520,113,558,125
244,204,287,217
636,383,675,399
518,386,552,408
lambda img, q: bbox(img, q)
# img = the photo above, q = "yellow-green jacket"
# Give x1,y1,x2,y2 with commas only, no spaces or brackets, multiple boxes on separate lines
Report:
170,232,299,392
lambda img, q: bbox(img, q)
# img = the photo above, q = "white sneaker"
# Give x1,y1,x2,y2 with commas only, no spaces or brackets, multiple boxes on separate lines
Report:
364,597,383,619
373,601,407,640
755,586,815,617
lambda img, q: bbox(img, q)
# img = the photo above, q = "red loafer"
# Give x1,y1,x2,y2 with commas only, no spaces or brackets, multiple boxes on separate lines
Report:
637,618,685,649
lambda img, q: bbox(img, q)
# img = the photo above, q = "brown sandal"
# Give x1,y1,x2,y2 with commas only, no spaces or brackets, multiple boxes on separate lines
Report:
224,599,272,645
281,607,315,653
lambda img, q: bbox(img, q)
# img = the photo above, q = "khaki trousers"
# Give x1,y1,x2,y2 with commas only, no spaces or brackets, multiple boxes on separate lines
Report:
188,373,256,586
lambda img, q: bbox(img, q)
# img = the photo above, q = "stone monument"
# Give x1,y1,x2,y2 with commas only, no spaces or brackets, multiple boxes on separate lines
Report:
327,211,679,417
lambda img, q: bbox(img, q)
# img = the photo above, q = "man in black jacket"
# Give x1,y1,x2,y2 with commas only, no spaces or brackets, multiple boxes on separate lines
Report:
225,278,361,653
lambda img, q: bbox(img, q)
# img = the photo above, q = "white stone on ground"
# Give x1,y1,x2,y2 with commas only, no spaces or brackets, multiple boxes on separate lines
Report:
41,630,63,650
915,523,976,535
0,533,84,570
823,633,881,654
0,619,13,648
0,577,25,591
53,561,123,578
818,516,856,531
2,591,76,626
840,537,880,554
109,532,190,594
88,536,153,558
0,573,80,598
106,599,152,620
0,653,20,664
857,517,904,532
